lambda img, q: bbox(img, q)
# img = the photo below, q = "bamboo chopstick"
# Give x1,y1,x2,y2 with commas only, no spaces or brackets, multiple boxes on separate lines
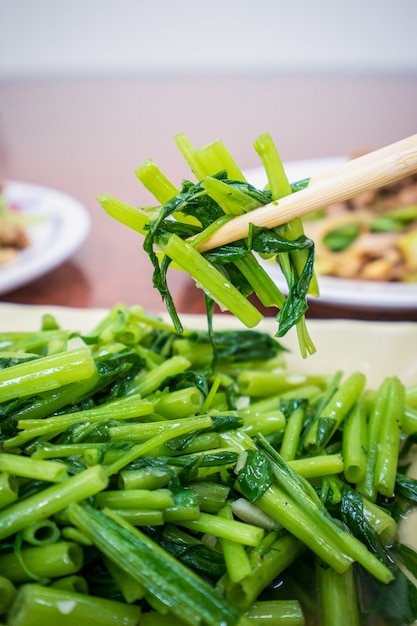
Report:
195,133,417,253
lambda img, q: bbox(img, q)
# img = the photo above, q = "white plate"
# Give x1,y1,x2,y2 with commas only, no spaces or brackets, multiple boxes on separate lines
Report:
1,303,416,388
0,180,91,295
245,159,417,310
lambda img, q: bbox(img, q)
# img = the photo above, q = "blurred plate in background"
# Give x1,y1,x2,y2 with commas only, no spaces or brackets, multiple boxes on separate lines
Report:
0,181,90,295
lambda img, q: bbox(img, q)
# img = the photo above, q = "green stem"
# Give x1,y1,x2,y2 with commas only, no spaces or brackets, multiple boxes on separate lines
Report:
403,404,417,435
0,453,68,482
279,406,305,461
245,600,305,625
119,467,171,491
342,399,368,484
7,396,154,448
0,541,83,583
67,503,242,626
316,563,362,626
107,509,164,526
178,511,264,547
7,372,100,421
237,371,322,398
174,132,208,180
31,442,108,460
0,472,18,509
0,575,16,614
127,355,191,396
406,384,417,408
190,481,230,514
217,503,252,583
254,437,393,583
233,252,286,308
0,347,96,402
256,483,353,573
253,132,319,299
202,177,254,215
252,132,291,198
105,415,213,476
153,386,204,419
158,233,263,329
175,133,244,181
135,159,179,204
0,465,108,541
98,194,150,233
108,414,213,443
96,489,175,511
103,556,146,603
21,519,61,546
288,454,344,479
357,377,392,502
220,532,305,610
303,372,366,452
373,376,405,497
6,583,141,626
50,575,89,594
241,411,286,437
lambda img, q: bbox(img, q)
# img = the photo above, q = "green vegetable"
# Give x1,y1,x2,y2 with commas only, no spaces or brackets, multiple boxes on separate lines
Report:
0,471,18,508
0,346,95,402
99,133,318,357
0,452,68,482
0,465,108,541
21,519,61,546
6,583,141,626
0,305,416,625
316,563,362,626
245,599,305,625
0,541,83,583
0,575,16,614
67,503,242,626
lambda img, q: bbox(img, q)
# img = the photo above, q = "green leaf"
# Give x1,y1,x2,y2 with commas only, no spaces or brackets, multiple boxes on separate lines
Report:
397,543,417,579
322,223,361,251
340,486,391,568
236,449,274,502
395,473,417,503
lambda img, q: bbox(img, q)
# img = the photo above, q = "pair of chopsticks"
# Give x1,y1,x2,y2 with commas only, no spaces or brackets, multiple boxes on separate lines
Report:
195,133,417,252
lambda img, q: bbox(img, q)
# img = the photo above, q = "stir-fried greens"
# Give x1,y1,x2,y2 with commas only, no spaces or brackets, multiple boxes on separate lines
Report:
0,305,417,625
98,133,317,358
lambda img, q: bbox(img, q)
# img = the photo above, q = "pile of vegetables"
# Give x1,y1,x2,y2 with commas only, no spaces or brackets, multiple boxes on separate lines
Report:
99,133,318,358
1,304,417,625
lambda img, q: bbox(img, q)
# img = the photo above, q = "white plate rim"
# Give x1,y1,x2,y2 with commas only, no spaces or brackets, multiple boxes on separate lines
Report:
0,180,91,295
245,158,417,310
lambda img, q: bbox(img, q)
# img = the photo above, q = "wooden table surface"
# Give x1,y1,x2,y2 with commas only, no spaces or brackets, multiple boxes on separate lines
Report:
0,73,416,321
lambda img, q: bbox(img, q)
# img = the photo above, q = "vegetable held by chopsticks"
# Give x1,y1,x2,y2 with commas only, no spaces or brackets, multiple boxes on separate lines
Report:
99,133,417,357
98,133,317,358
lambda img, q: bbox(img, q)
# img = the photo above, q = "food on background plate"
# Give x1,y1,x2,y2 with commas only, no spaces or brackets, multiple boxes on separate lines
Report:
304,163,417,283
0,184,30,265
0,304,417,625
